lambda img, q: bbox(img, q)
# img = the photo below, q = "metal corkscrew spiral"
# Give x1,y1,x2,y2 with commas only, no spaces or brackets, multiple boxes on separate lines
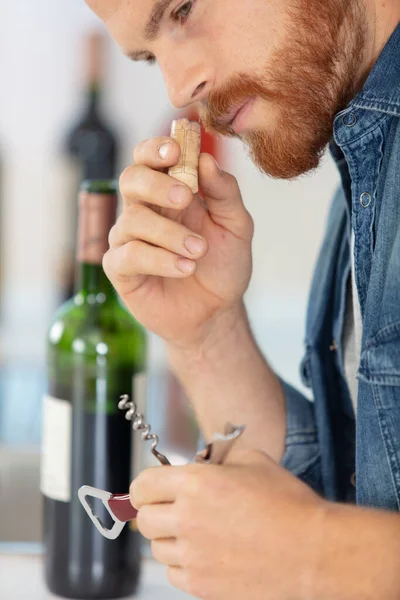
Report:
118,394,171,466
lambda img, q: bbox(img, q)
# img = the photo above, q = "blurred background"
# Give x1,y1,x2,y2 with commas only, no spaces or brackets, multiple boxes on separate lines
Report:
0,0,339,555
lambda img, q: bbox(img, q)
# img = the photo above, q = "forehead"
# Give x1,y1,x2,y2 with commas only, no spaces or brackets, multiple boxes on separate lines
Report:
85,0,125,22
86,0,148,47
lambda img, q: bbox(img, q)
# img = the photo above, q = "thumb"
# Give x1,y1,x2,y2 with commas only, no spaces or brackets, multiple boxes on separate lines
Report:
198,153,252,238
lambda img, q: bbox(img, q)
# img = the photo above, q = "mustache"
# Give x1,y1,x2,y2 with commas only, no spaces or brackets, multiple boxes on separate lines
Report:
199,72,277,136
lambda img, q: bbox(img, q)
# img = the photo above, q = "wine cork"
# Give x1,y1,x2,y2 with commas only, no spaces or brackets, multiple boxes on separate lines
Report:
168,119,201,193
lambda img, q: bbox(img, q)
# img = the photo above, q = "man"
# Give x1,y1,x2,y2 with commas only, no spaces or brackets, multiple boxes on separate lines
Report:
87,1,400,598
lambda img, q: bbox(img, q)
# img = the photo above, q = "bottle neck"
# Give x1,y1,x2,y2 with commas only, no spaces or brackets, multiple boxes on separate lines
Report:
84,32,104,118
77,263,114,298
76,185,117,301
86,82,101,117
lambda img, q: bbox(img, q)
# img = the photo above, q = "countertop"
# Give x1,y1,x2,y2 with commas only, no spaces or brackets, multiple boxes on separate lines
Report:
0,554,194,600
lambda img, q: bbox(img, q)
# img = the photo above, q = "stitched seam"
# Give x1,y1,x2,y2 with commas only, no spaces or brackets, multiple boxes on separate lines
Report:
359,376,400,387
354,105,400,118
358,366,400,386
372,384,400,509
362,368,400,375
354,97,400,108
352,102,400,117
339,113,389,146
365,321,400,347
286,432,318,446
286,428,317,435
295,452,321,478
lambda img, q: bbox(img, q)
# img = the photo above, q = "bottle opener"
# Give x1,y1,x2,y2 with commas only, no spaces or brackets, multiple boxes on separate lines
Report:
78,395,245,540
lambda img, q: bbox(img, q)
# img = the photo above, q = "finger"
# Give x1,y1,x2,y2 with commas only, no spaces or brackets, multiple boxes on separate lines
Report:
109,204,208,260
167,567,193,596
120,164,193,209
130,466,188,509
151,539,181,567
199,153,253,238
133,137,181,170
103,241,197,286
137,504,178,540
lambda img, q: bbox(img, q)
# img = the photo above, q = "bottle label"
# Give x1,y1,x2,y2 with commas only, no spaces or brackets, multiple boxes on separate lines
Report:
77,192,117,265
40,395,72,502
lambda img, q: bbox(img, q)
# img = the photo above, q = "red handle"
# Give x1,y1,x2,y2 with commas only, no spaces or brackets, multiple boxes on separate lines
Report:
108,494,138,522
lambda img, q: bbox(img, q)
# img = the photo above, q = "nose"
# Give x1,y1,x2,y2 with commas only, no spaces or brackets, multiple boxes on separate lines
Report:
161,60,213,109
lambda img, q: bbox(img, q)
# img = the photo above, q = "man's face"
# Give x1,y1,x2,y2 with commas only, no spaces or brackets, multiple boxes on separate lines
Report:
87,0,366,179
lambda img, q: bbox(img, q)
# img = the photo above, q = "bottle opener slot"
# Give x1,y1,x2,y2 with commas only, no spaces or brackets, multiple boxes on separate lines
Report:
78,486,138,540
78,394,245,539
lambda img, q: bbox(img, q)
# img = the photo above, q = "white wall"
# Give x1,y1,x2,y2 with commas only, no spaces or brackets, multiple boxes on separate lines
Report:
0,0,340,392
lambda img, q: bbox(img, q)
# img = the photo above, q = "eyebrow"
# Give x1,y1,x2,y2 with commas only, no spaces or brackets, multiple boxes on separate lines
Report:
145,0,175,41
124,0,175,62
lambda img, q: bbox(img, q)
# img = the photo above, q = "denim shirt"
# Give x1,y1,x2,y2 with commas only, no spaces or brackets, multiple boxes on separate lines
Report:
281,23,400,509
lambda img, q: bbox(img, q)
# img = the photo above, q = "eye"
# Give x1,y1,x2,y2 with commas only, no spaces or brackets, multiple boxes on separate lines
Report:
172,1,194,24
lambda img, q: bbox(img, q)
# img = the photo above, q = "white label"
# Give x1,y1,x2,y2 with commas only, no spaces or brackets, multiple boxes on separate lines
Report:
40,395,72,502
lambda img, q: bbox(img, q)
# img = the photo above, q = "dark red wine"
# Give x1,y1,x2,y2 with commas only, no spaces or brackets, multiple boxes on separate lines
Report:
43,397,141,598
41,181,146,599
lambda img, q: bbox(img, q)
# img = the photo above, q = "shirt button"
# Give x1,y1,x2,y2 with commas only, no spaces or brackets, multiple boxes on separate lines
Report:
360,192,372,208
329,339,337,352
342,112,357,127
350,472,356,487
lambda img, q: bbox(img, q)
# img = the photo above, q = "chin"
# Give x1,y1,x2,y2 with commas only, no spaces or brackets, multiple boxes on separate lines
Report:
244,129,324,180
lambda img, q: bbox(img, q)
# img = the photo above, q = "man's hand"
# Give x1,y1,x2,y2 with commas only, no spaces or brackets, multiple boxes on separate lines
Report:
130,449,326,600
103,137,254,351
104,136,287,464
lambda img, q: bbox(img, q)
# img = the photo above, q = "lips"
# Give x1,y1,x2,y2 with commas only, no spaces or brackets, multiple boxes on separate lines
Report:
218,98,253,127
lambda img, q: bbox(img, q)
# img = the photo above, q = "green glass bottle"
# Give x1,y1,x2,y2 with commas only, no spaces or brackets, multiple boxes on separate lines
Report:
41,180,146,599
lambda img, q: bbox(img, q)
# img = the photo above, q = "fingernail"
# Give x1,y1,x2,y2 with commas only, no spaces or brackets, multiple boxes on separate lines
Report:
211,155,222,174
177,258,196,273
159,142,172,160
184,235,206,255
169,185,188,205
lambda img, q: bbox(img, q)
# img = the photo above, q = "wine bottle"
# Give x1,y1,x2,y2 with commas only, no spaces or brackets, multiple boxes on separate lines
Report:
41,180,146,599
59,32,119,303
66,33,118,181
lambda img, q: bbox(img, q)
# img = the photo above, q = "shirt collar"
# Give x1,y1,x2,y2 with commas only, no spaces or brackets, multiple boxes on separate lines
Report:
350,22,400,116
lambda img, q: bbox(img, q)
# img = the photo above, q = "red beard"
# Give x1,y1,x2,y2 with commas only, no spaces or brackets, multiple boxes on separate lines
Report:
200,0,366,179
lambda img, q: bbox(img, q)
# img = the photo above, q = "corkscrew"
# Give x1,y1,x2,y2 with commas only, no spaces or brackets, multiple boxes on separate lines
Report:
78,394,245,540
117,394,171,466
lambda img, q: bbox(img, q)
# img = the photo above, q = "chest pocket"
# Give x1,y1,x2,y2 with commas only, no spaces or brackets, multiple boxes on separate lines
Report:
359,323,400,393
358,323,400,505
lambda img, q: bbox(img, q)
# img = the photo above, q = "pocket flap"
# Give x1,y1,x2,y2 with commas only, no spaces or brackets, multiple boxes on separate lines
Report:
359,327,400,386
